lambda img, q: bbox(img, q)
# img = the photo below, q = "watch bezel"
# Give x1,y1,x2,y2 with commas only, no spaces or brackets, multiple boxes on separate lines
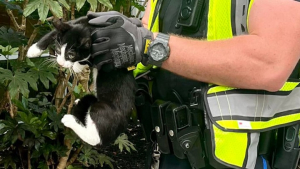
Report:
147,33,170,66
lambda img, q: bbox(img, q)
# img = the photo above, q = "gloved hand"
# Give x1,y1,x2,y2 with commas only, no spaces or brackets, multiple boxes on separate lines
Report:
88,11,153,71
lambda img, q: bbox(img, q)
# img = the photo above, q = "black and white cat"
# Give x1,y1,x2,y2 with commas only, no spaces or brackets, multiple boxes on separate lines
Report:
27,17,137,146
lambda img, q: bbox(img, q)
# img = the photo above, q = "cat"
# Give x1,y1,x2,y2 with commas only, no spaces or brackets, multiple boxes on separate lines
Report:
27,17,137,146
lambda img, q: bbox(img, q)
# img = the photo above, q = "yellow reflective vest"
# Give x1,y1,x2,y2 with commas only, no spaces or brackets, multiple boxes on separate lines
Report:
135,0,300,168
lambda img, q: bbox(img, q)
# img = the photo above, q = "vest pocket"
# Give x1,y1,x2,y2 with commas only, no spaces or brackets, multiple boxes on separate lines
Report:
203,79,300,168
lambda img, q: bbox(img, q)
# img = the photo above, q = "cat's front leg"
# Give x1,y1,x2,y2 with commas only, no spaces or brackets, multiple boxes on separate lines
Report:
61,114,101,146
27,43,44,58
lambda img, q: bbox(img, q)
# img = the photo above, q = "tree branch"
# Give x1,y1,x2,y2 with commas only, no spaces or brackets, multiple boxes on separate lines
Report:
56,139,72,169
24,22,41,53
71,3,75,20
22,0,29,28
6,9,24,31
7,91,15,118
28,150,31,169
66,144,83,166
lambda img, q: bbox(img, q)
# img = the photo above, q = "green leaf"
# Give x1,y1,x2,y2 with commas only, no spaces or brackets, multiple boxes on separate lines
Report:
23,0,41,17
0,153,17,169
67,165,84,169
48,0,63,18
27,62,58,89
38,3,50,22
3,69,39,98
22,96,28,109
12,99,31,114
0,68,13,84
131,0,145,12
0,27,28,48
42,131,57,140
114,133,137,153
26,58,35,67
87,0,97,11
0,0,23,13
97,154,114,169
0,45,19,56
97,0,112,9
58,0,70,10
76,0,86,11
38,161,49,169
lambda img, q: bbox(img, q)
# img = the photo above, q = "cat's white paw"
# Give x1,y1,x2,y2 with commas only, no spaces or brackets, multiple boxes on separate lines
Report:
27,43,44,58
73,62,88,73
74,99,80,105
61,114,77,128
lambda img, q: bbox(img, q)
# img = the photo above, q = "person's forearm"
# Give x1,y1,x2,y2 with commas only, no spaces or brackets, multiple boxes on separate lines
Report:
161,34,299,91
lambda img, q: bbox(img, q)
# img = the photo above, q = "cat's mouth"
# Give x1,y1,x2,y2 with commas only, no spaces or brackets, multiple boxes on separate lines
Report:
58,60,73,68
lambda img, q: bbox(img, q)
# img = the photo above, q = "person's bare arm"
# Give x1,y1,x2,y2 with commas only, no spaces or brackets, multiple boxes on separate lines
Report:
160,0,300,91
142,1,150,28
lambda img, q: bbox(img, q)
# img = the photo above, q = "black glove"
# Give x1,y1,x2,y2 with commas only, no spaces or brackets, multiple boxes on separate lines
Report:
88,11,153,70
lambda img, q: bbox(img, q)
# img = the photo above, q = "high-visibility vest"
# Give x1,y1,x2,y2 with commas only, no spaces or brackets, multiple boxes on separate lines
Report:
135,0,300,168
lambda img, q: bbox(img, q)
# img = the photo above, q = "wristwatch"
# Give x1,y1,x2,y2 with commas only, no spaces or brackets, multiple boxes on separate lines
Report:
147,33,170,66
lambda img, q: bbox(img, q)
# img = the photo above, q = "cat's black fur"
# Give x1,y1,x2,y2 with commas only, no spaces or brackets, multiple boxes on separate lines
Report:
31,17,137,145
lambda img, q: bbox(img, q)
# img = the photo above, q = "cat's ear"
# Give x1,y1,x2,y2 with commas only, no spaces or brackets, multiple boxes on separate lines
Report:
80,38,91,48
52,18,72,33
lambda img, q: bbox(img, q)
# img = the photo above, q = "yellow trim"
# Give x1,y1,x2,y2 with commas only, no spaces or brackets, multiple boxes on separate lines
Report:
207,0,233,41
208,82,299,94
247,0,255,30
216,113,300,130
144,39,152,54
148,0,160,32
213,125,246,167
207,86,236,94
279,82,299,91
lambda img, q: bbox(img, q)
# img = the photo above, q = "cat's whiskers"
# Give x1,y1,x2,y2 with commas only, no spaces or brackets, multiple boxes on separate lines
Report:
41,57,58,68
55,39,62,47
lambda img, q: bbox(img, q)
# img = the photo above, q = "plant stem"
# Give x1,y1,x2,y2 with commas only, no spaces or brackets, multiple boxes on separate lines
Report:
66,144,83,166
24,22,40,54
6,9,24,31
7,91,15,118
28,150,31,169
56,138,72,169
18,147,25,169
71,3,75,20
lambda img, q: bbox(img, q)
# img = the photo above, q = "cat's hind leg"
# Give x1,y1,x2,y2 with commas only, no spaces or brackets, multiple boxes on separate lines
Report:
61,113,101,146
61,94,101,146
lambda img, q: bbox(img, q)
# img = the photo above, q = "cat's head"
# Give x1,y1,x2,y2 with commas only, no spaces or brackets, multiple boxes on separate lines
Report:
53,19,91,73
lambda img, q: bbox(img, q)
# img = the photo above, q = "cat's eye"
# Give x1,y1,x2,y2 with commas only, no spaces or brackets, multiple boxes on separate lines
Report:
56,48,61,54
68,54,75,59
68,52,76,59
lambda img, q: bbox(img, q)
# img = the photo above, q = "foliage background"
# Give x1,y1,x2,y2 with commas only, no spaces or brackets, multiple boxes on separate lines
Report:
0,0,147,168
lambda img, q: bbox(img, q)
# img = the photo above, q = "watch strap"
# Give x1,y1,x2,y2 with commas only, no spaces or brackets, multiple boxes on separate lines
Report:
156,33,170,43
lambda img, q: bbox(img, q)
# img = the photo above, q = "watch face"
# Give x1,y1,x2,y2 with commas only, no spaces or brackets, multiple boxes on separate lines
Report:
150,43,167,61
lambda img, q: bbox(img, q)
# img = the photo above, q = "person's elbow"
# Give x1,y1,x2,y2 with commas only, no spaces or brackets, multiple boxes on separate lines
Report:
260,61,295,92
261,72,286,92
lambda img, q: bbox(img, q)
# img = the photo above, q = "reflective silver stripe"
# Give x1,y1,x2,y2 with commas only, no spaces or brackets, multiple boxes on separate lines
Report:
207,87,300,119
234,0,249,35
246,133,260,169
